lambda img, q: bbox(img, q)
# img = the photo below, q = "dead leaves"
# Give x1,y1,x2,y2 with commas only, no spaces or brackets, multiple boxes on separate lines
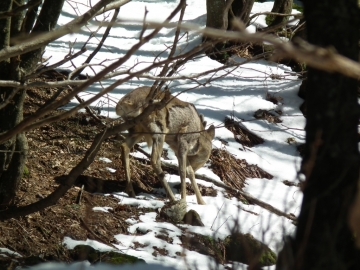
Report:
210,148,273,191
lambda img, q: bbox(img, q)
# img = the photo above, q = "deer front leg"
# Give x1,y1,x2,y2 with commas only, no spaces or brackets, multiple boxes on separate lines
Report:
120,135,140,197
151,134,176,202
186,164,206,205
177,138,189,202
178,137,206,205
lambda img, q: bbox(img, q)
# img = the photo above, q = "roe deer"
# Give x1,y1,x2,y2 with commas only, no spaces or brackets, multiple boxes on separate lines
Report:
116,86,215,205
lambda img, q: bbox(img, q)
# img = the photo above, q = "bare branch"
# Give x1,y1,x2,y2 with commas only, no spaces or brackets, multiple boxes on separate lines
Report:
0,79,85,88
26,46,88,80
248,11,302,24
70,7,120,79
0,0,187,144
18,43,205,134
0,0,114,62
153,1,187,93
0,88,22,110
0,79,175,221
0,0,42,19
94,0,131,16
143,19,360,80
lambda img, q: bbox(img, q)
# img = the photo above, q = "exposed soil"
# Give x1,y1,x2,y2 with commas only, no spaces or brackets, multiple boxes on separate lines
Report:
0,82,141,268
0,73,274,269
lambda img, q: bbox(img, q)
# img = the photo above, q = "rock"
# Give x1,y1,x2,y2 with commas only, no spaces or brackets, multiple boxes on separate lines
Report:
70,245,145,265
161,199,187,223
180,233,224,263
183,210,204,226
224,233,277,267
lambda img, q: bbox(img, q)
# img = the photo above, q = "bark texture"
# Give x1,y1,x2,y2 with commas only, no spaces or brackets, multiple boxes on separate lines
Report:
205,0,255,61
206,0,233,30
277,0,360,269
228,0,255,28
0,0,64,205
21,0,65,75
268,0,293,28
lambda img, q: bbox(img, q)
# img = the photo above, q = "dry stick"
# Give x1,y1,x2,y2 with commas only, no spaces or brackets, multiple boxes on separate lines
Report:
71,87,105,126
0,0,42,19
94,0,131,16
0,0,187,221
153,2,186,94
0,87,22,111
0,85,175,220
79,217,119,250
143,19,360,80
75,185,84,204
71,8,120,79
248,12,302,24
0,52,246,89
0,79,87,88
0,0,187,145
6,37,208,139
0,50,266,90
26,46,88,80
291,21,306,38
70,8,121,126
0,0,115,62
133,145,297,222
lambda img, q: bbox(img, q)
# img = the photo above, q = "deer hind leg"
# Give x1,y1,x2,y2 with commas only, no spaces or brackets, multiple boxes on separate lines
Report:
120,135,141,197
151,134,176,202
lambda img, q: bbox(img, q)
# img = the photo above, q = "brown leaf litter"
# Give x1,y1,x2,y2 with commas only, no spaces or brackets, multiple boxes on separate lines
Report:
210,148,273,191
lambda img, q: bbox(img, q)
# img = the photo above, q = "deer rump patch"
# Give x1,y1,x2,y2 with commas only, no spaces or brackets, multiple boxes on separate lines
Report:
165,104,203,151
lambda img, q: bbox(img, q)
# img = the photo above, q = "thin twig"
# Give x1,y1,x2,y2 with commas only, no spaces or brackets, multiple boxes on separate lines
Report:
26,47,87,80
0,0,42,19
248,11,302,25
134,145,296,222
0,0,115,61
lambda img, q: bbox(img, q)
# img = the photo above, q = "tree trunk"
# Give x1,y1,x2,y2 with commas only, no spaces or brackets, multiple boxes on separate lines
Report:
206,0,233,30
21,0,65,75
206,0,255,30
205,0,255,61
228,0,255,29
0,0,20,205
0,0,65,205
277,0,360,269
268,0,293,28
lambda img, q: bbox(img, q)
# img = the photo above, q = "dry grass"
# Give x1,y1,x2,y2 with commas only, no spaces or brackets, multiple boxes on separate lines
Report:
210,148,273,191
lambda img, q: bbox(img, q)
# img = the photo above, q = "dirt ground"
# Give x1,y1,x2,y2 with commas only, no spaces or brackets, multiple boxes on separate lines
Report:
0,84,140,268
0,74,273,269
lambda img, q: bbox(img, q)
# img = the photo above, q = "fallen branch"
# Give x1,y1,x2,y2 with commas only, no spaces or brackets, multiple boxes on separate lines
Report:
140,19,360,80
248,11,302,24
0,0,188,221
133,145,297,222
0,0,115,61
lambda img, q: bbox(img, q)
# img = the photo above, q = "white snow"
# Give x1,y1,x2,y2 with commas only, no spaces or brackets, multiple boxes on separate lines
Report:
99,157,112,163
22,1,307,269
27,261,177,270
0,247,22,258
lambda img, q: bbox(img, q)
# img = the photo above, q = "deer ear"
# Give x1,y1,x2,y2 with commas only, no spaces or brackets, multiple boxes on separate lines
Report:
207,125,215,139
